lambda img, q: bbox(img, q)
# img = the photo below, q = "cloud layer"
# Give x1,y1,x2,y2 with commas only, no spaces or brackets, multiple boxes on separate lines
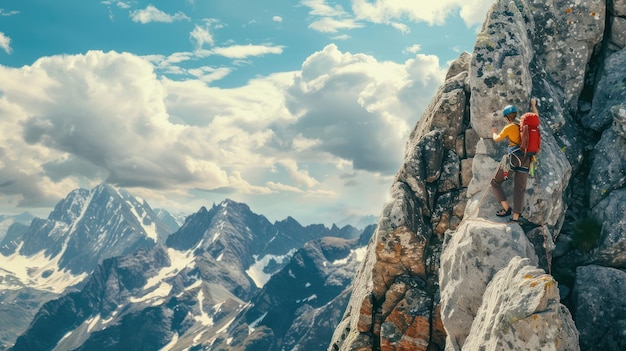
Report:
303,0,495,33
0,0,496,223
0,46,446,221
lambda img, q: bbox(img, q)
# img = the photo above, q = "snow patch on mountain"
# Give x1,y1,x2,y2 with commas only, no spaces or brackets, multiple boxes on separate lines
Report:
194,289,214,326
129,204,158,241
0,243,87,293
159,333,179,351
248,312,268,334
332,246,368,266
246,249,296,287
130,282,172,306
67,190,94,235
130,247,197,304
297,294,317,303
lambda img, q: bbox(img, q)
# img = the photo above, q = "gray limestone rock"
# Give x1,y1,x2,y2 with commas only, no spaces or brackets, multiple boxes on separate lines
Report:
609,16,626,51
464,128,480,158
590,188,626,267
573,265,626,351
471,0,605,134
610,0,626,16
437,150,461,194
584,47,626,131
589,128,626,208
463,256,579,351
470,1,534,139
613,104,626,138
439,221,538,350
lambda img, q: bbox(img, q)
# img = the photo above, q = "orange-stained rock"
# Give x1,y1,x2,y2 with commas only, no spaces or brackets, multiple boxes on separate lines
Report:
378,286,433,351
372,263,406,299
396,316,430,351
435,212,450,235
381,282,408,319
372,226,427,299
357,295,373,332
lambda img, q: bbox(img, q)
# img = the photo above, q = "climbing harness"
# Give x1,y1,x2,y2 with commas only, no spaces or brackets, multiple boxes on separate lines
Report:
502,153,511,180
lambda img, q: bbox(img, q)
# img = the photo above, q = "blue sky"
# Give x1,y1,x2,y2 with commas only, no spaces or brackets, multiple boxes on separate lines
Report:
0,0,495,226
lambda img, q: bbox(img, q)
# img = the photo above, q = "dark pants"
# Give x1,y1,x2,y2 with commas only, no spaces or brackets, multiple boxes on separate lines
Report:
490,152,532,214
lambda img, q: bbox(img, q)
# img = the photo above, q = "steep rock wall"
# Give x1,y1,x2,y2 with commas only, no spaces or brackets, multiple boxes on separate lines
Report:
330,0,626,350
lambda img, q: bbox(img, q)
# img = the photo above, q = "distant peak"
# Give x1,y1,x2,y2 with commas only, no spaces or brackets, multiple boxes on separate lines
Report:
94,182,114,192
220,198,238,206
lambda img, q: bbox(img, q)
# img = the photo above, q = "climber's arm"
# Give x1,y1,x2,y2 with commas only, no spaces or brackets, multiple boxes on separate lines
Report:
530,98,538,115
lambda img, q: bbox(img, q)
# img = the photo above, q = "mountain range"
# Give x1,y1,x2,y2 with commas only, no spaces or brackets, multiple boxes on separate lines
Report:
0,184,373,350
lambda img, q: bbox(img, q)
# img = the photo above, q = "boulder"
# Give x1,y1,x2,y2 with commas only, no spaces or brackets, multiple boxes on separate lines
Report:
439,220,538,349
463,256,579,351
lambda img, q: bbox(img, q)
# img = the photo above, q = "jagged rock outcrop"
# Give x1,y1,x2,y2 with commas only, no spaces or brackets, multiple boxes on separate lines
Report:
330,0,626,350
0,183,178,350
439,222,539,348
330,52,471,351
463,256,579,351
10,246,171,351
3,183,176,273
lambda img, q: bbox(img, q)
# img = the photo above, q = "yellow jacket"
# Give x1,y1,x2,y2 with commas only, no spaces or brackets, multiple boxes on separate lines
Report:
493,123,520,147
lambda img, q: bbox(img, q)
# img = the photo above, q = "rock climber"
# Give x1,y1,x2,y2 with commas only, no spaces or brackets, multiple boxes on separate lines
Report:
490,98,538,222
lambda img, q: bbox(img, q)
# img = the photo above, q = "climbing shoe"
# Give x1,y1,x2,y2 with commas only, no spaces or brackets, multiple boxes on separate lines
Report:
496,208,512,217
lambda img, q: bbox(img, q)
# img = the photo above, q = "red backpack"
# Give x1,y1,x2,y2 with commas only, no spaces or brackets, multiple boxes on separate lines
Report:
519,113,540,155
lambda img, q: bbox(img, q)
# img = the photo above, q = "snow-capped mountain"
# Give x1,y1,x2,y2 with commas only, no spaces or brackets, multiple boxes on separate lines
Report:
8,197,373,351
9,183,176,273
0,183,179,350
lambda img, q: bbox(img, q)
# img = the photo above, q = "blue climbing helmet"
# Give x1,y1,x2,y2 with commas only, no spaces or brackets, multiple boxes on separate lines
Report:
502,105,517,117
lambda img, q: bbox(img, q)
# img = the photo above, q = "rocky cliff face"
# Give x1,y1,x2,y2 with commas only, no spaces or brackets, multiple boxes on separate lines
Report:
330,0,626,350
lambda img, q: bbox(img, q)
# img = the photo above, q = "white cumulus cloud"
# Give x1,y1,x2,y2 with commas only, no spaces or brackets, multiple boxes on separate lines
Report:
352,0,496,27
209,44,285,59
130,5,190,24
301,0,495,34
0,45,448,222
190,23,215,49
0,32,12,54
